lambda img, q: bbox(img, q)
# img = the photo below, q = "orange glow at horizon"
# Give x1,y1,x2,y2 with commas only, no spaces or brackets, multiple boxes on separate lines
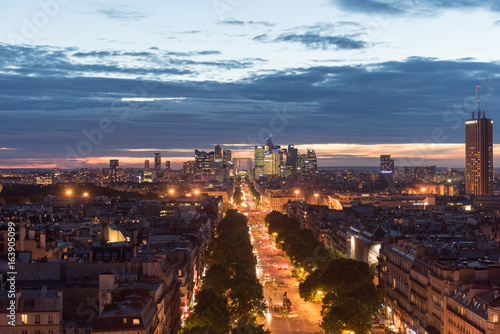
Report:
5,143,500,169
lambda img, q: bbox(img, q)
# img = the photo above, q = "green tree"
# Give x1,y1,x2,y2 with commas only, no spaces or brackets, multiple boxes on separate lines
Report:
231,318,271,334
202,264,231,295
233,186,243,206
321,297,372,334
183,289,230,334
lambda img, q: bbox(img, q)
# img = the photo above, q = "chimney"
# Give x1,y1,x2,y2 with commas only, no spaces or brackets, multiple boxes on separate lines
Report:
28,229,35,240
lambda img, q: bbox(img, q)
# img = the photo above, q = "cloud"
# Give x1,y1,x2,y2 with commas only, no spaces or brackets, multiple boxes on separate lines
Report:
331,0,500,15
95,7,149,22
218,20,275,27
2,44,500,168
275,33,368,50
256,22,370,50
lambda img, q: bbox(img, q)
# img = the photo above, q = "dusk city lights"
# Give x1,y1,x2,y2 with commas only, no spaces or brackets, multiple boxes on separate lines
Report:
2,1,500,334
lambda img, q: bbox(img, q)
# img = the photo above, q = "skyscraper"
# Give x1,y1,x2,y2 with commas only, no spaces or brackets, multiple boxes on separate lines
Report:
154,153,161,170
287,144,298,169
380,155,394,182
165,161,171,170
214,145,223,162
223,149,232,164
109,159,119,183
307,149,317,171
254,146,264,179
144,159,150,170
465,111,493,195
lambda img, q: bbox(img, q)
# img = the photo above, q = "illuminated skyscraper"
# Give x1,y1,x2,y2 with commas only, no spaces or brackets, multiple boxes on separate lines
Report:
195,150,211,176
254,146,265,179
287,144,298,169
223,149,232,164
165,161,171,171
307,149,317,171
214,145,223,162
154,153,161,170
144,159,150,170
379,155,394,182
109,159,119,183
465,111,493,195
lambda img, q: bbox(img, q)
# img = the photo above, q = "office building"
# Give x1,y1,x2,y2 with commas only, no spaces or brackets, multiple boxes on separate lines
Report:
214,145,223,162
405,166,436,183
109,159,119,183
379,155,394,182
287,144,298,169
254,146,265,179
144,159,150,170
465,111,493,195
307,149,318,172
154,153,161,170
223,149,232,164
165,161,171,170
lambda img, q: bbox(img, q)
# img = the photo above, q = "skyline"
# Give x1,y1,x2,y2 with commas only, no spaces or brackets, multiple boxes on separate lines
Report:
2,1,500,168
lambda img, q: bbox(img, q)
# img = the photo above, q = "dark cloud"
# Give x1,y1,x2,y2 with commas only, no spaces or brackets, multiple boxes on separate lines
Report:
255,22,369,50
1,44,500,167
275,33,368,50
332,0,500,15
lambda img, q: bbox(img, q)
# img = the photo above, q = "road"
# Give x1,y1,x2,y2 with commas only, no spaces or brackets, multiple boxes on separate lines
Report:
241,185,322,334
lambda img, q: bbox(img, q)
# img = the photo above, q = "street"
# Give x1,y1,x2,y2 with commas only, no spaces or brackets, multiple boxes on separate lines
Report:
241,185,322,334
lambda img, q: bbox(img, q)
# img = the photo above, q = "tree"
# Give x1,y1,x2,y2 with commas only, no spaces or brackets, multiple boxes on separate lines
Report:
202,264,231,295
182,289,230,334
231,318,271,334
233,186,243,206
321,297,372,334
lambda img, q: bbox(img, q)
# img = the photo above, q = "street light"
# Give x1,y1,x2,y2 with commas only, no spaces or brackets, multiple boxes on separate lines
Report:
169,189,175,195
194,189,200,195
295,190,299,200
314,193,319,205
66,190,72,196
83,192,89,198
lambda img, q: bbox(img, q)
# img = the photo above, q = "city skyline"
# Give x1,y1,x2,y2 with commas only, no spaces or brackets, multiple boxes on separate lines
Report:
2,1,500,168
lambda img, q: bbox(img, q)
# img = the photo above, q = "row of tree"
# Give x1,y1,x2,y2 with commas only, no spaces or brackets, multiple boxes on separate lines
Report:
265,211,381,334
182,210,269,334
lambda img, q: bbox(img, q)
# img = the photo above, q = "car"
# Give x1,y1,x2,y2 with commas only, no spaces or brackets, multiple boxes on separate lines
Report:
273,263,277,268
278,266,283,270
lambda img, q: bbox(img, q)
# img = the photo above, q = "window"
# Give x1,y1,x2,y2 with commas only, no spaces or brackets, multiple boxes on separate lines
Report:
48,314,54,324
493,313,499,323
35,314,41,324
35,331,41,334
133,318,140,325
48,331,54,334
123,318,127,324
21,314,28,325
22,331,28,334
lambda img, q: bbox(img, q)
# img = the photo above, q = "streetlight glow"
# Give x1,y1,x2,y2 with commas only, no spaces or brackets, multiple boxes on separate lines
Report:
66,190,72,195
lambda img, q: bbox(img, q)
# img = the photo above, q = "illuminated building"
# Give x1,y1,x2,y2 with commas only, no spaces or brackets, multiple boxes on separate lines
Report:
379,155,394,182
254,146,265,179
223,149,232,163
214,145,223,162
154,153,161,170
183,161,195,174
307,149,317,171
110,159,119,183
165,160,171,170
144,159,149,170
404,166,436,183
194,150,211,176
287,144,298,169
465,111,493,195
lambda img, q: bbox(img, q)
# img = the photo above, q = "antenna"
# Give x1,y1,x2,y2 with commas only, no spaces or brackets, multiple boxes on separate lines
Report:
477,82,480,115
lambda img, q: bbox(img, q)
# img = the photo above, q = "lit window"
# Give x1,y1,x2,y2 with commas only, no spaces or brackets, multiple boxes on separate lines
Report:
133,318,140,325
21,314,28,324
493,313,499,323
123,318,127,324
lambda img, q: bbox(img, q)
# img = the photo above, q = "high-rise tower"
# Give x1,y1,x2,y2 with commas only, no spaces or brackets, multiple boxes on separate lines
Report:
465,110,493,195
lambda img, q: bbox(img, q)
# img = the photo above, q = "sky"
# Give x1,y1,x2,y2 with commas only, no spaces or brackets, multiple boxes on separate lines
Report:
1,0,500,169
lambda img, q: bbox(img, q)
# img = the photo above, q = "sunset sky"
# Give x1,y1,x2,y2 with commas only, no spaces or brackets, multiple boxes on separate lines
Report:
1,0,500,169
